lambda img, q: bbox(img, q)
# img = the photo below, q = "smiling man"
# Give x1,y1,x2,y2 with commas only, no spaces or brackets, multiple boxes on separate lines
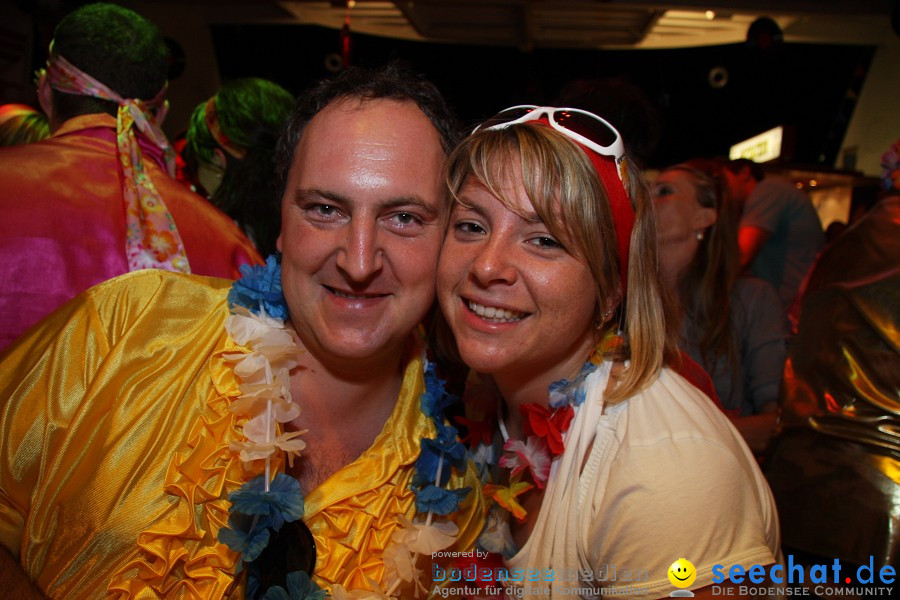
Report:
0,64,482,599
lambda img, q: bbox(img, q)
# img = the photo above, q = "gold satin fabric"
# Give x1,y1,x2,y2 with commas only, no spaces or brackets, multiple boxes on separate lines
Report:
776,195,900,451
300,350,483,595
0,270,483,599
764,195,900,566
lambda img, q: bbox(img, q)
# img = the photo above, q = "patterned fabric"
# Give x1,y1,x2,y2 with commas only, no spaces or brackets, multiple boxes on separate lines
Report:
46,53,190,273
0,113,262,353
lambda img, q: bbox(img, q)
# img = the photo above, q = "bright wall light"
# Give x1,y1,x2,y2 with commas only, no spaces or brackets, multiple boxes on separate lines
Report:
729,126,784,162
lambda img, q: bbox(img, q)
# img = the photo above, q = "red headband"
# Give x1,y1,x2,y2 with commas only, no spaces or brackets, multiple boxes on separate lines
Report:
532,118,634,295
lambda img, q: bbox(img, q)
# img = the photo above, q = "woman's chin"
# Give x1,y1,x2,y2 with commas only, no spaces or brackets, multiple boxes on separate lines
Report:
456,347,511,376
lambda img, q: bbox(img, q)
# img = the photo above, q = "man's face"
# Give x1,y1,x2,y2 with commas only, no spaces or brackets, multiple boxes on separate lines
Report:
277,98,446,366
722,166,754,206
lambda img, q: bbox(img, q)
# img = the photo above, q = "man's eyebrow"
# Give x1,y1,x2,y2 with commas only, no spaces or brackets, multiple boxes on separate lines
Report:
380,196,440,217
293,188,440,217
291,188,351,205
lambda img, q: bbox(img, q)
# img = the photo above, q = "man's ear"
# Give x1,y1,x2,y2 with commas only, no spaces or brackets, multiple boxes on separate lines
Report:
37,73,56,132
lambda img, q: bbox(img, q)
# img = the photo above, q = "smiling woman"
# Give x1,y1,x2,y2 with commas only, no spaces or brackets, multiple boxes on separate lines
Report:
438,166,598,385
435,106,780,599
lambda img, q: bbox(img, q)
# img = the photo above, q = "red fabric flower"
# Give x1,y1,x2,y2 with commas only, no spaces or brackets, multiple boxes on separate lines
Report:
519,403,574,456
455,414,495,447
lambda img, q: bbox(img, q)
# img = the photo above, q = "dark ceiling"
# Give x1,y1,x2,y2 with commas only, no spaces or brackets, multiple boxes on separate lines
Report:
5,0,895,168
208,17,879,168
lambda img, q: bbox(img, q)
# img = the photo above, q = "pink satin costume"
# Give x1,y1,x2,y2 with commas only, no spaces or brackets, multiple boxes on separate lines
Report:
0,113,262,352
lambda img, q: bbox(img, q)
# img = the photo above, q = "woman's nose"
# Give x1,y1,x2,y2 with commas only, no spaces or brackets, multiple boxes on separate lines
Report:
469,235,517,286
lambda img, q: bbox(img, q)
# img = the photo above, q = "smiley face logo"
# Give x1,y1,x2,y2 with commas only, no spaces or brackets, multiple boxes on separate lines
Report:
667,558,697,588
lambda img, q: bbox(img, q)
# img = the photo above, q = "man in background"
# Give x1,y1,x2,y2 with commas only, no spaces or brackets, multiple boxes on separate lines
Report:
723,158,824,311
0,2,260,352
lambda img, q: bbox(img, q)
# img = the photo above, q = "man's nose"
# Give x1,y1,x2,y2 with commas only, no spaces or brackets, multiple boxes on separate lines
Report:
336,218,383,282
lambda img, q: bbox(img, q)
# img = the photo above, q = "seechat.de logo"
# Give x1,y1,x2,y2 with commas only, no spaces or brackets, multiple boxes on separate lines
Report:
712,555,895,589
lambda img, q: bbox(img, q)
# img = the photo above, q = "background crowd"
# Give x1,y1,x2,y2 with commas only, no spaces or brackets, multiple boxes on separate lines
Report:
0,2,897,599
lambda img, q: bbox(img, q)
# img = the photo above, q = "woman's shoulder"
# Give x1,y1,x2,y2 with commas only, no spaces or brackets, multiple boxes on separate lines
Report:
606,367,745,452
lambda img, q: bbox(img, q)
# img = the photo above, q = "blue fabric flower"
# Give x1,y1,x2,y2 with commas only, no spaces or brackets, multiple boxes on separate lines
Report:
228,255,288,319
420,363,457,419
246,565,263,600
413,451,450,487
229,473,304,532
416,423,466,484
218,514,271,565
259,571,327,600
413,484,471,515
220,473,305,569
434,421,467,469
548,361,597,408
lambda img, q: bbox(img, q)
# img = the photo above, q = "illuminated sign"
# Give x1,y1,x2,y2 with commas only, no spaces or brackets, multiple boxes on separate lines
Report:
729,126,783,162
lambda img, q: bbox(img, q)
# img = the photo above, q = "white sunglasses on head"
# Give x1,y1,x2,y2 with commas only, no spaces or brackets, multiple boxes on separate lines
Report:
475,105,626,180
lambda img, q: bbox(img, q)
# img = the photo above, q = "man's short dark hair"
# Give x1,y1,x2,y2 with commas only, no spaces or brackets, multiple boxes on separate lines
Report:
50,2,169,121
275,62,460,195
725,158,765,182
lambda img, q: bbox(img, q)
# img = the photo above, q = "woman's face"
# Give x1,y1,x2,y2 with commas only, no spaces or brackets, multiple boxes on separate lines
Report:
437,172,598,388
651,169,715,283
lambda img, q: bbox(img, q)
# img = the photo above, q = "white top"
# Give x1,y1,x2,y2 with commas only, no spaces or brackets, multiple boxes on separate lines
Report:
506,363,780,599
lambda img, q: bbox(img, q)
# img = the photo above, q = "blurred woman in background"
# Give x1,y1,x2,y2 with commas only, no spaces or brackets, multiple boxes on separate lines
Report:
184,77,293,256
652,160,787,454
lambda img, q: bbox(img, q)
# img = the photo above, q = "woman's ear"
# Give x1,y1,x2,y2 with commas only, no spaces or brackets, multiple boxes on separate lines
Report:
693,206,717,230
212,147,227,171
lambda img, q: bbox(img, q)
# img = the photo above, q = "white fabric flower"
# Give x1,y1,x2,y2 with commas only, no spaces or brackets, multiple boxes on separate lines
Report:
230,414,306,466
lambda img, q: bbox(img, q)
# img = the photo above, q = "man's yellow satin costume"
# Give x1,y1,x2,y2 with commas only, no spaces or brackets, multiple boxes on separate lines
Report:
0,271,482,599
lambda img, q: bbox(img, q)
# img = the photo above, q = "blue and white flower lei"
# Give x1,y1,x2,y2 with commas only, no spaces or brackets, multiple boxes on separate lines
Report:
218,256,469,599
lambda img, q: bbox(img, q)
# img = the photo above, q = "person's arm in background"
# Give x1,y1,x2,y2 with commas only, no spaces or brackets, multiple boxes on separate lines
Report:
738,226,771,271
736,181,783,272
730,279,789,455
732,407,778,456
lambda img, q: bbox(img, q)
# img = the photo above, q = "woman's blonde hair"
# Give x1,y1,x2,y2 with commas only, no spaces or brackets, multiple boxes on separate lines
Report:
442,123,679,402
